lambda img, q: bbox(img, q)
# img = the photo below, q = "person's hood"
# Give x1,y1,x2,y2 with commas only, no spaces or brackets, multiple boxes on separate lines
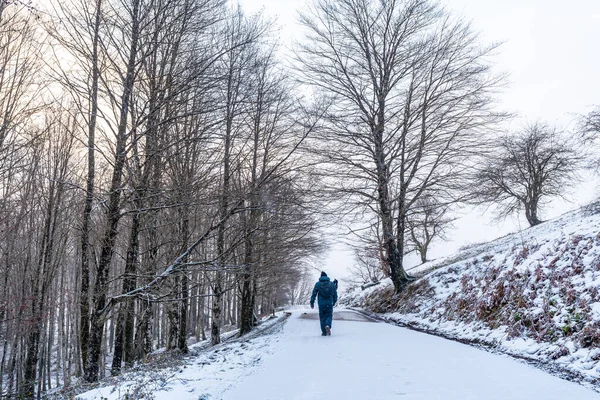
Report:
319,276,331,282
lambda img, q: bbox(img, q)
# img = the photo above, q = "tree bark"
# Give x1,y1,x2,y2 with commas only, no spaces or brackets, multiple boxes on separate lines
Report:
525,200,542,226
177,215,189,353
239,114,260,335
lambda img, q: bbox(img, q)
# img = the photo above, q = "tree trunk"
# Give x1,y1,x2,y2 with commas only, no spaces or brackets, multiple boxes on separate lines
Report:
110,310,125,376
239,265,254,334
111,205,141,374
210,274,223,345
177,271,189,353
199,281,207,341
79,0,102,371
419,246,427,264
212,93,234,345
524,200,542,226
177,216,189,353
374,128,410,293
135,218,158,361
166,290,179,351
240,196,257,334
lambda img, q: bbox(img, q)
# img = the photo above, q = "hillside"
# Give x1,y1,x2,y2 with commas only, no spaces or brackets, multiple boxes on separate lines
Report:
342,202,600,389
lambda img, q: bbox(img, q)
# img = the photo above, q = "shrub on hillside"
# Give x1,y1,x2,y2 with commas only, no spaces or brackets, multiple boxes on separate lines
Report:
360,279,435,314
349,231,600,352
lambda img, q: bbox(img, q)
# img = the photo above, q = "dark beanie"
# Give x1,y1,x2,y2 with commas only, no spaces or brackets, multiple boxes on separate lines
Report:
320,271,327,277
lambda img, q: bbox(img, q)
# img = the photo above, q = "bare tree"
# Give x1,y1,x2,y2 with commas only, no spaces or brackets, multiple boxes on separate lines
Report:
237,43,303,334
475,123,581,226
0,5,49,397
349,245,386,287
49,0,104,374
83,0,145,382
210,7,264,345
284,269,313,306
579,108,600,171
405,196,453,263
297,0,504,292
22,111,76,398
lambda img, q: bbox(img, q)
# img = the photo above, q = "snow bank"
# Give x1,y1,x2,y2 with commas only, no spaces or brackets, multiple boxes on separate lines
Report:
74,314,288,400
342,203,600,388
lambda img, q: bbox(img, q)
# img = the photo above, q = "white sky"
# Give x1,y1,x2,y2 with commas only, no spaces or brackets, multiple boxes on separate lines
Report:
236,0,600,281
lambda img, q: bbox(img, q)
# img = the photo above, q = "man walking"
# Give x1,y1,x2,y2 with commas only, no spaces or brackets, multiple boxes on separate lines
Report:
310,271,338,336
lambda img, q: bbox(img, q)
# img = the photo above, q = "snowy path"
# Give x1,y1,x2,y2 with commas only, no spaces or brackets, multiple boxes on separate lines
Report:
222,308,600,400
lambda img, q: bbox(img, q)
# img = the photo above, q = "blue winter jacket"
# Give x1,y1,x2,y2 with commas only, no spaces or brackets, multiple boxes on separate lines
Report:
310,276,338,308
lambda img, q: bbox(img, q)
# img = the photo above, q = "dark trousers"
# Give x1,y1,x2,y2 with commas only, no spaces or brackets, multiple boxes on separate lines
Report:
318,304,333,334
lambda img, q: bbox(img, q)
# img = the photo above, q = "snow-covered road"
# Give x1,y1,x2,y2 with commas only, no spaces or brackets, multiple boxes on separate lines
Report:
222,309,600,400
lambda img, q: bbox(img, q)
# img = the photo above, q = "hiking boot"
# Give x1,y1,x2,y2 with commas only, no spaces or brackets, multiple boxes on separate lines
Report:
321,332,327,336
325,326,331,336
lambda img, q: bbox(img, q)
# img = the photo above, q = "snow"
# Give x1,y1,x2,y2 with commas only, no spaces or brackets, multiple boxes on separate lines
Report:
77,317,283,400
342,203,600,389
80,309,600,399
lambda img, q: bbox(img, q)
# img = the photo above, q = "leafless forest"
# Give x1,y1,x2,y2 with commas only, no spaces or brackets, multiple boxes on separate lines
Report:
1,0,322,396
0,0,597,397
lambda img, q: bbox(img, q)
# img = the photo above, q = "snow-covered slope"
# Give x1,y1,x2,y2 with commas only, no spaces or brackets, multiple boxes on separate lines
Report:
75,315,288,400
342,202,600,389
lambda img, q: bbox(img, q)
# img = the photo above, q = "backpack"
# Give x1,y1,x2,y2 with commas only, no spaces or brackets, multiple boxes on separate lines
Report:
319,281,334,300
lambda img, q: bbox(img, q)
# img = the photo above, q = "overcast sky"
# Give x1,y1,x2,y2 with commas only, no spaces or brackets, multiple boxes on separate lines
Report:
235,0,600,280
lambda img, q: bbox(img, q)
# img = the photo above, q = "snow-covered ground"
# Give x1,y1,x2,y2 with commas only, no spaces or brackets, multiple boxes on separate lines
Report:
343,203,600,389
77,315,286,400
79,309,600,399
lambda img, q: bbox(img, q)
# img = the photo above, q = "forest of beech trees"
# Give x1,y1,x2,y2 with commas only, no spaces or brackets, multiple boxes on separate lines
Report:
2,0,596,397
0,0,322,396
